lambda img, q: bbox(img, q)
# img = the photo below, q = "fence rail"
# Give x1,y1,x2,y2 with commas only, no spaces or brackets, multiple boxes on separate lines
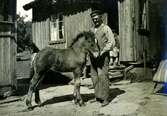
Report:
0,33,15,38
0,21,14,25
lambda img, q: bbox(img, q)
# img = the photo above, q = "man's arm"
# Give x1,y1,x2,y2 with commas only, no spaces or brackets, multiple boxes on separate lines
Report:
101,25,115,54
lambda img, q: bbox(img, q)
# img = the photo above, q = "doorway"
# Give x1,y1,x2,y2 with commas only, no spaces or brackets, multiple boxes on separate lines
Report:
103,0,119,34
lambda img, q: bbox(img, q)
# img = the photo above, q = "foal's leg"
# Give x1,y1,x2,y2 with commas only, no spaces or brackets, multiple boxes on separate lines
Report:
73,69,84,106
26,73,43,110
34,75,44,106
35,89,41,105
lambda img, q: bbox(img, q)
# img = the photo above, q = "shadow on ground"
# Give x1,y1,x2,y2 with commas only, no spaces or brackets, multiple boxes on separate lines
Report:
109,88,125,102
41,93,95,107
16,70,72,96
16,68,125,110
38,88,125,107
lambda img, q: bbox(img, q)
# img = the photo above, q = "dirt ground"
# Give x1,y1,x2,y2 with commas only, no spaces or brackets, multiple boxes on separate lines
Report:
1,51,167,116
0,79,167,116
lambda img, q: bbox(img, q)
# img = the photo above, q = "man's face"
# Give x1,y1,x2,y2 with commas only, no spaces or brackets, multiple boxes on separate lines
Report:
92,15,102,28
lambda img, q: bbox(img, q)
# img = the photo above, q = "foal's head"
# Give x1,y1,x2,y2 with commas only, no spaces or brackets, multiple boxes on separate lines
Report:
70,31,99,53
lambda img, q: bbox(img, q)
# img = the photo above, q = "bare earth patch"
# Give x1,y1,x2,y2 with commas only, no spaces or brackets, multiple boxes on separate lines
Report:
1,80,167,116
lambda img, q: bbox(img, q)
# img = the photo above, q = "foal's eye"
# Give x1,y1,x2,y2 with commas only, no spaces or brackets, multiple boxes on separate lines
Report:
88,40,91,43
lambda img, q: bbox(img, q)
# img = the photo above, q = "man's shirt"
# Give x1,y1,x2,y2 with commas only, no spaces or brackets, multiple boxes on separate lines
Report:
90,23,115,53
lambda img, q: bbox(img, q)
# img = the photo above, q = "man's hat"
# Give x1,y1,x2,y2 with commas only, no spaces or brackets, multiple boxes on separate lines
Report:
90,10,103,18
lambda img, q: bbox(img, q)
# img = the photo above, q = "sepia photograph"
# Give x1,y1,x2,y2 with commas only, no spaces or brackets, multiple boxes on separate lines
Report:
0,0,167,116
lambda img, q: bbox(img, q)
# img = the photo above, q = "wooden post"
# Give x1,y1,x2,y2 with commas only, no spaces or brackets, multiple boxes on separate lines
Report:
118,0,136,62
0,0,17,97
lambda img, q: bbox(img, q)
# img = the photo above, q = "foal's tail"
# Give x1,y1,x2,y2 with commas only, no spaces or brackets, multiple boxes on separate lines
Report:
29,52,37,80
29,42,40,54
29,43,39,79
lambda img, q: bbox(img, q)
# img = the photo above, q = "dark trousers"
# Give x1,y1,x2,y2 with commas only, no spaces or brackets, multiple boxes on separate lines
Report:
90,52,110,101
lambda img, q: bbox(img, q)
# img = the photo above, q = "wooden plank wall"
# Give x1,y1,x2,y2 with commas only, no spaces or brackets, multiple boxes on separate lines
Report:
0,29,16,87
118,0,136,61
0,34,10,85
0,0,16,88
32,9,107,49
132,0,151,62
118,0,164,62
32,18,50,50
10,36,17,87
45,9,93,49
64,9,92,47
132,0,141,61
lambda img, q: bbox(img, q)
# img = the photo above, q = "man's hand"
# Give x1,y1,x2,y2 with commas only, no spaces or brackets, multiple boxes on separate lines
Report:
92,52,99,58
100,50,105,56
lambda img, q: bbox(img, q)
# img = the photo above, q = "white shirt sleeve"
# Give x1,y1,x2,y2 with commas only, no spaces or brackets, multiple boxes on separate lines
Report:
102,26,115,52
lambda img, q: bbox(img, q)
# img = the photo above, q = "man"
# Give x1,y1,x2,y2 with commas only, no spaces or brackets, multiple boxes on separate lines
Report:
89,10,115,107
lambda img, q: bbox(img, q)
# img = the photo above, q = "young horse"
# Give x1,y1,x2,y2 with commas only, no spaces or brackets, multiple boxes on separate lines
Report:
26,31,99,110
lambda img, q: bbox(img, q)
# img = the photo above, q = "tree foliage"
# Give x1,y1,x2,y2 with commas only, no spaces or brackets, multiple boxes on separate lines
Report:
17,14,32,52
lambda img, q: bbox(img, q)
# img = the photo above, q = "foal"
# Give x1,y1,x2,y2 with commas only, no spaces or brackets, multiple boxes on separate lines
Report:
26,31,99,110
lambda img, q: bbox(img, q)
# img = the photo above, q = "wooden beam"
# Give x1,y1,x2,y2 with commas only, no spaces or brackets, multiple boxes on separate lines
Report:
23,1,38,11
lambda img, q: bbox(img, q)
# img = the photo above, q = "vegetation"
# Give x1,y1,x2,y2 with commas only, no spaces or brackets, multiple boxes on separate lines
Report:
17,14,32,52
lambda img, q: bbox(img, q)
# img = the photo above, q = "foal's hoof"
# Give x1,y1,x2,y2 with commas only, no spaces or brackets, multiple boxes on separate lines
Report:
74,99,78,105
27,107,34,111
35,99,41,104
89,98,96,103
38,103,43,107
79,101,85,107
79,103,86,107
101,100,109,107
73,100,85,106
26,100,32,108
35,100,42,107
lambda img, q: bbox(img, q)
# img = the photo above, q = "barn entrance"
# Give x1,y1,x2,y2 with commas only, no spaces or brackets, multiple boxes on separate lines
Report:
104,0,119,34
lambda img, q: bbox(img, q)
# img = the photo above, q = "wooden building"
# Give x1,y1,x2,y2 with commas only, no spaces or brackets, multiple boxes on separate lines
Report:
24,0,163,63
24,0,106,50
0,0,17,95
118,0,164,63
117,0,149,62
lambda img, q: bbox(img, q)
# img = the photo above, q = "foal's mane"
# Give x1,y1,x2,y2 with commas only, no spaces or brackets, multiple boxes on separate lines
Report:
70,31,95,47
